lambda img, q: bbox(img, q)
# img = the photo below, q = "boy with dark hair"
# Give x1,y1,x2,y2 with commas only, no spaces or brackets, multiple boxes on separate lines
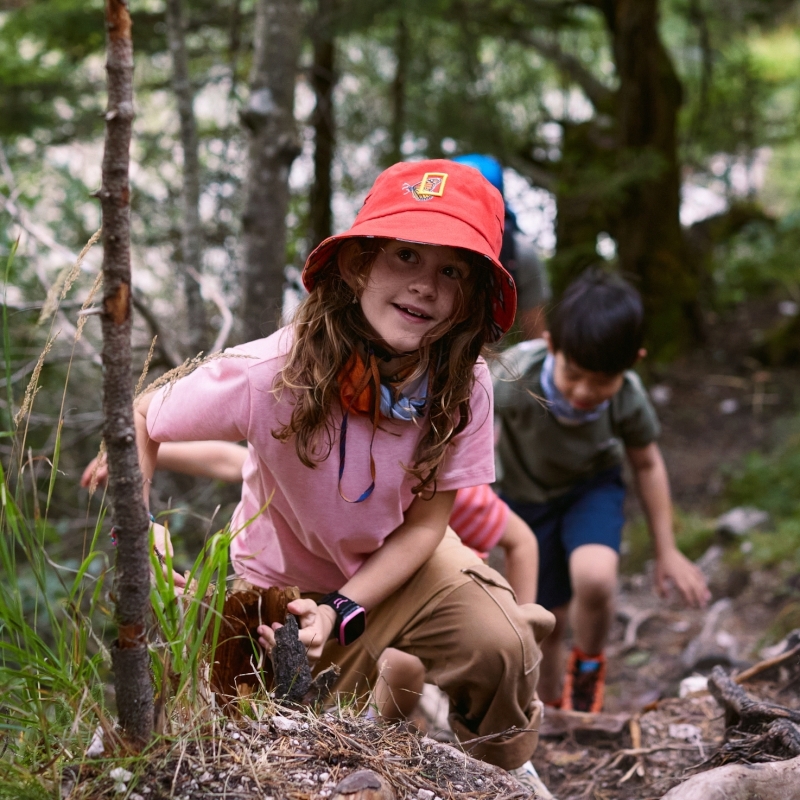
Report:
494,270,709,712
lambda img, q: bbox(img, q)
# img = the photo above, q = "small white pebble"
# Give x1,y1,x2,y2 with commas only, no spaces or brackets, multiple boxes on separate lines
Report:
130,794,144,800
318,772,330,782
110,768,133,783
231,732,241,740
199,772,213,783
418,790,435,800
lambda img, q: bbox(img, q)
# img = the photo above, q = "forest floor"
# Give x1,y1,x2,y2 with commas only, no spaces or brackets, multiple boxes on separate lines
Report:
73,298,800,800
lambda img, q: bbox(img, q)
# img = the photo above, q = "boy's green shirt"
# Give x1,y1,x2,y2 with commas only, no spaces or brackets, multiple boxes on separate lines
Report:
493,339,660,504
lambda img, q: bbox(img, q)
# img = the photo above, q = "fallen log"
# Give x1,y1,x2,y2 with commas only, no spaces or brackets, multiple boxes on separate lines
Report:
659,754,800,800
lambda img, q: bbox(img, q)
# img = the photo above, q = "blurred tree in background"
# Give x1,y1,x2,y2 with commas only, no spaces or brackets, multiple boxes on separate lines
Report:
3,0,800,555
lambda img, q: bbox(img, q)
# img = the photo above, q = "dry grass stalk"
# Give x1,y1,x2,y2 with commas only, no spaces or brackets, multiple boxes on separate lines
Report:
134,336,158,397
135,351,252,402
87,439,106,497
38,228,102,324
14,331,59,426
75,271,103,341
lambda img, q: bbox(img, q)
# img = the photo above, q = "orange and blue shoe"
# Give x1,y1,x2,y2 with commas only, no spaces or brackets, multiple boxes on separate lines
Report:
561,648,606,713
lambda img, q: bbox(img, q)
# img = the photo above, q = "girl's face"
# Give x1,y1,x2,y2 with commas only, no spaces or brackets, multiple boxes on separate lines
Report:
343,240,471,353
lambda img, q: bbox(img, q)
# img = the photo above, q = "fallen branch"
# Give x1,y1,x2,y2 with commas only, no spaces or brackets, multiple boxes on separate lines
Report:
615,605,658,654
131,289,182,369
186,266,233,353
709,666,800,729
734,643,800,685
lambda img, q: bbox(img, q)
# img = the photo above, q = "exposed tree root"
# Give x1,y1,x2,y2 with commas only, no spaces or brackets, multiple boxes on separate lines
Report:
660,754,800,800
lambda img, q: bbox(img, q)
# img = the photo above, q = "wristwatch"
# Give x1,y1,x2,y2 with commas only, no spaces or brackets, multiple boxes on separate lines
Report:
318,591,366,646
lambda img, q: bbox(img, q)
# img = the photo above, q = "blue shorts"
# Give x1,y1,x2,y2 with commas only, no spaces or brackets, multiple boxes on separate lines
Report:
502,467,625,611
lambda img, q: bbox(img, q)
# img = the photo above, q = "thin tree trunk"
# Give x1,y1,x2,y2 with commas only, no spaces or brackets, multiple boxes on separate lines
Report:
389,16,408,165
608,0,701,353
308,0,337,250
240,0,303,341
101,0,153,746
165,0,208,355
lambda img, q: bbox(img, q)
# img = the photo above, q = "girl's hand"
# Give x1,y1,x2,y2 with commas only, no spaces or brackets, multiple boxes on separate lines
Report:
150,521,186,593
655,547,710,609
257,598,336,665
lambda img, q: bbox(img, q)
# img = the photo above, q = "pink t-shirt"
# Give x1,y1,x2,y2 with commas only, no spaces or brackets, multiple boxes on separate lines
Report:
146,328,495,593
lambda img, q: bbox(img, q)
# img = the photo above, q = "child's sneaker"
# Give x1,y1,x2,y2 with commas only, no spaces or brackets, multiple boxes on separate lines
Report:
508,760,555,799
561,648,606,713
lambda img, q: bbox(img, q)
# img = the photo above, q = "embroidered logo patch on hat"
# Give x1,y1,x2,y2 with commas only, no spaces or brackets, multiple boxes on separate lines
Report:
403,172,448,201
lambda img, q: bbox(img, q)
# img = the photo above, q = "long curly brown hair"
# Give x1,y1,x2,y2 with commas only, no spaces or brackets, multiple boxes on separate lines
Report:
272,238,497,495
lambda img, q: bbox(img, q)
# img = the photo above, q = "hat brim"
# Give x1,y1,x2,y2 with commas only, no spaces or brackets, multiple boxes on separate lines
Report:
302,209,517,341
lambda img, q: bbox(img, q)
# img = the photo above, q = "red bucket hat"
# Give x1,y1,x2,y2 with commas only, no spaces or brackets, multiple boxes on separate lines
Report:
301,158,517,340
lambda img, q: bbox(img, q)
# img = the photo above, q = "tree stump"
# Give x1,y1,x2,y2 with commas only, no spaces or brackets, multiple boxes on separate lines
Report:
208,586,300,701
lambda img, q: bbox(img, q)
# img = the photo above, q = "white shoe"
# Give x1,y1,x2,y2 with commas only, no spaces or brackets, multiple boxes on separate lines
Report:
508,760,555,799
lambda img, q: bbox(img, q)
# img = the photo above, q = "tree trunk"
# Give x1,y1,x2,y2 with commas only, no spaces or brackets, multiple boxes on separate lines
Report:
101,0,153,746
607,0,701,356
165,0,208,355
308,0,337,250
389,16,408,166
550,120,618,295
240,0,303,341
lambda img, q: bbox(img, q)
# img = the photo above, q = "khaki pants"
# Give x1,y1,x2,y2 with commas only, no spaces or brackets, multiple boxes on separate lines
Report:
244,529,555,770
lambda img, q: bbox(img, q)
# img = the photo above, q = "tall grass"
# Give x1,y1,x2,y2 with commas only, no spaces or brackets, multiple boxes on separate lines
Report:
0,243,234,795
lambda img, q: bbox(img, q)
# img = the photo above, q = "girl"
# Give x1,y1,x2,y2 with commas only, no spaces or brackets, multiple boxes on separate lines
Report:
134,160,554,781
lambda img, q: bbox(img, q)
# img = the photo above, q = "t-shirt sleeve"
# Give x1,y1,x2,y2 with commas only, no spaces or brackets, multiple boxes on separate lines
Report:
612,371,661,449
146,350,254,444
450,484,510,553
435,360,496,491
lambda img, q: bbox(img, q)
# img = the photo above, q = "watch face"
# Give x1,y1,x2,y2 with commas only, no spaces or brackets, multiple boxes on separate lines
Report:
340,606,366,646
